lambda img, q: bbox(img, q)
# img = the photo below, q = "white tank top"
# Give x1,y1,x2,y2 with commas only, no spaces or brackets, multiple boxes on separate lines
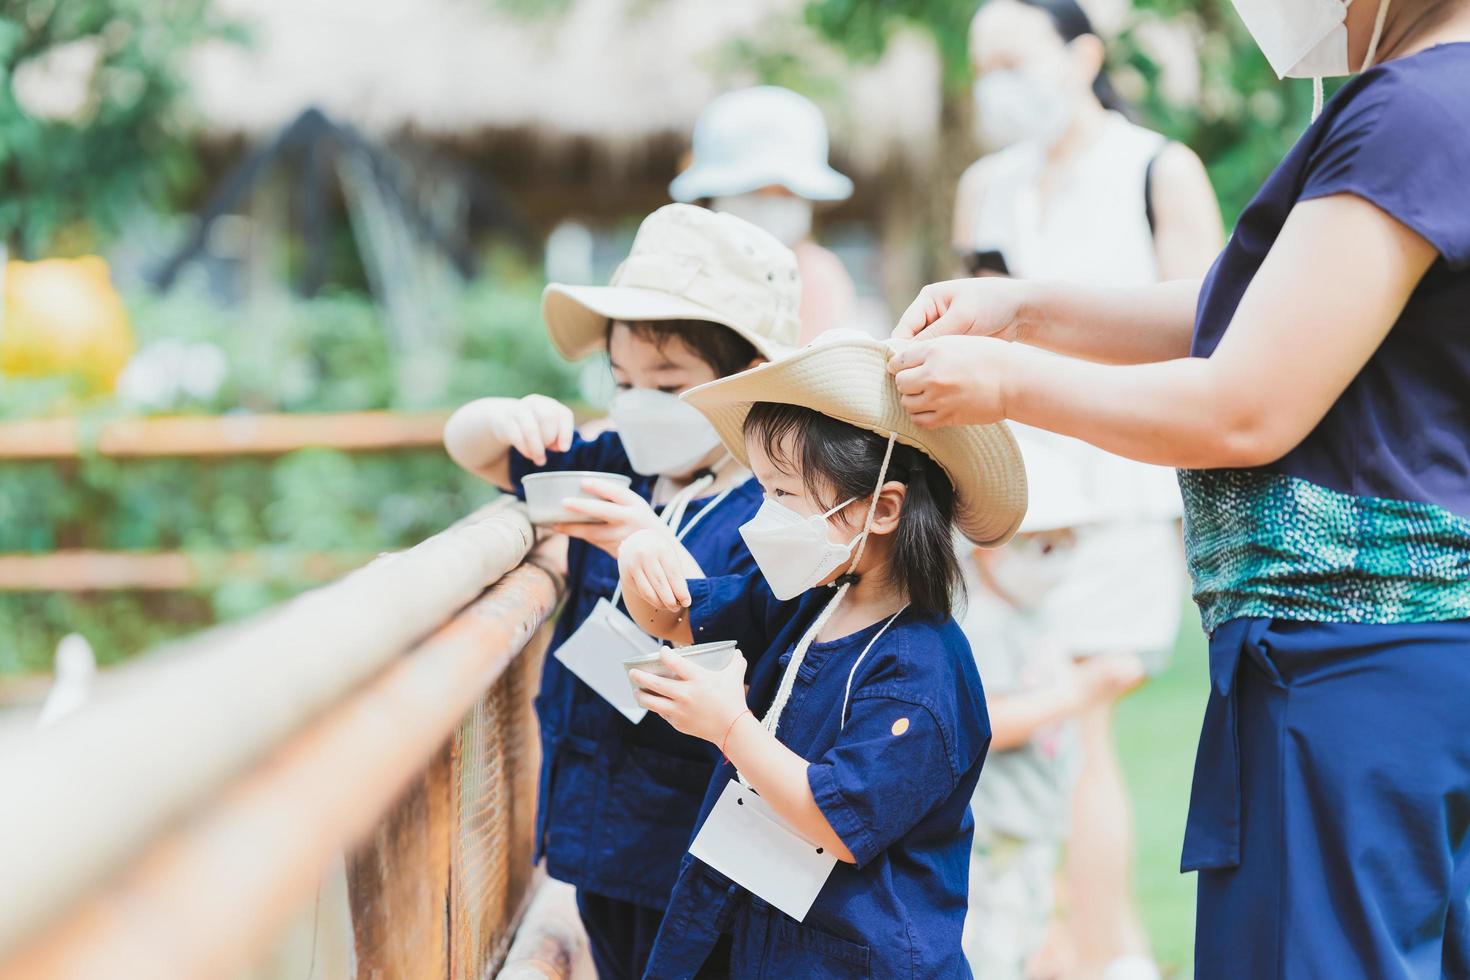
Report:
968,112,1181,521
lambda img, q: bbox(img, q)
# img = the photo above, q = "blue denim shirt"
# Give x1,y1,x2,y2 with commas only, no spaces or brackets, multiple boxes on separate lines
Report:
510,431,762,909
644,572,991,979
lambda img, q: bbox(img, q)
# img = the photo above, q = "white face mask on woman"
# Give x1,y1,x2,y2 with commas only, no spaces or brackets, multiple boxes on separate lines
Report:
972,68,1075,151
986,537,1076,610
1229,0,1392,115
711,194,814,247
739,494,863,601
609,388,723,476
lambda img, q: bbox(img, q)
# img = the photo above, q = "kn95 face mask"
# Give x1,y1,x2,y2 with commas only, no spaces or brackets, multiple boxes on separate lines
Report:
609,388,723,476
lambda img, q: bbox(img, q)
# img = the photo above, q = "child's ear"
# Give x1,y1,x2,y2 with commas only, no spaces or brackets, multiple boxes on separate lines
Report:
743,356,765,373
868,481,908,536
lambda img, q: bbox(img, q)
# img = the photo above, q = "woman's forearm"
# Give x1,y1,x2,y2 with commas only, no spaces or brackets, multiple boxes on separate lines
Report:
722,714,856,863
1002,345,1286,469
1018,279,1201,365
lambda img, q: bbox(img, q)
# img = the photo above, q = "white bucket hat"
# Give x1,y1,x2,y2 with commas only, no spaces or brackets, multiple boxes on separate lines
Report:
541,204,801,362
669,86,854,203
681,331,1028,546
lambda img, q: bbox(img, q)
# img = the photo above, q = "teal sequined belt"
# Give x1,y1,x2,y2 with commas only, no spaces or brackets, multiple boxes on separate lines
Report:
1179,468,1470,632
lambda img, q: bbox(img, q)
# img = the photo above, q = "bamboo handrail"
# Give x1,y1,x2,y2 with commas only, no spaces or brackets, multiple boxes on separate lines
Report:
0,498,535,962
0,410,451,460
0,556,561,978
0,550,375,591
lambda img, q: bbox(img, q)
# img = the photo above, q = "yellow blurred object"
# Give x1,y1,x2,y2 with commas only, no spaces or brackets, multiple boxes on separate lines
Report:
0,256,136,393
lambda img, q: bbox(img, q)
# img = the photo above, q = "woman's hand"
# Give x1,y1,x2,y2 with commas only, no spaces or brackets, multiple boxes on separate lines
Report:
554,479,665,557
892,277,1033,342
888,336,1012,427
618,527,693,612
629,650,749,744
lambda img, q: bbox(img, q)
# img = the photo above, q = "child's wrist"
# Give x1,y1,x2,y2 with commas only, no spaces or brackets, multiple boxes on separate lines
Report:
719,707,754,760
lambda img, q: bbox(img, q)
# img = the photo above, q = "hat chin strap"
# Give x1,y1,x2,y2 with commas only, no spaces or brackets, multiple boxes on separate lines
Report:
744,433,898,778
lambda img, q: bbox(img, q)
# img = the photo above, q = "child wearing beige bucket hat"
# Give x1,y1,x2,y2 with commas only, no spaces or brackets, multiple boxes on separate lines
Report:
442,203,803,980
615,331,1026,978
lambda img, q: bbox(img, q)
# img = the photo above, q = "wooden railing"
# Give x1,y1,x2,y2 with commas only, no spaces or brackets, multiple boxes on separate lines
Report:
0,499,588,979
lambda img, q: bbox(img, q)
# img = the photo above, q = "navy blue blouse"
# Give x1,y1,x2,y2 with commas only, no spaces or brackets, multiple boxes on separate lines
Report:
1182,43,1470,630
644,572,990,979
508,432,763,909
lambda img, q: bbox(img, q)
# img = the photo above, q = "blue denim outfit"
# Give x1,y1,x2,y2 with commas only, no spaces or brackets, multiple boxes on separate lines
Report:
509,432,762,979
643,572,990,979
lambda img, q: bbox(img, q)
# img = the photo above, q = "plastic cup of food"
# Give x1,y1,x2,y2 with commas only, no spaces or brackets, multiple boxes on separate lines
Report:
624,640,740,694
521,471,633,525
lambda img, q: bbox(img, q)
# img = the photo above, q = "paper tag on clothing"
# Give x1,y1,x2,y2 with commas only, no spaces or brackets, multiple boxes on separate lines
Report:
554,598,661,724
688,779,837,922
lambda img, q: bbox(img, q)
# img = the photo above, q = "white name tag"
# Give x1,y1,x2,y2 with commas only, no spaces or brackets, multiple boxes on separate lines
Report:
554,597,662,724
688,779,837,922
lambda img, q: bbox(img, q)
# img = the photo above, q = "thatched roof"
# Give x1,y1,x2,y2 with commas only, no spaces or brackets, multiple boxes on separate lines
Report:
189,0,943,174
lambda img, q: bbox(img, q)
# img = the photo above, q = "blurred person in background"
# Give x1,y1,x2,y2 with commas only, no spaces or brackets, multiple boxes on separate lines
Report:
958,3,1224,979
671,85,857,344
960,434,1146,980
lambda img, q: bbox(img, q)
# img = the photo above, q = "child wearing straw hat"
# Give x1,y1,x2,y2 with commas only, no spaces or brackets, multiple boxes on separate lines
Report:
616,331,1027,978
442,204,800,980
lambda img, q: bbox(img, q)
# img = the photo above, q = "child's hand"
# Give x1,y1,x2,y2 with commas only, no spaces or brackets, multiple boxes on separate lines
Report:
554,479,666,557
491,394,575,466
630,650,749,743
618,528,692,612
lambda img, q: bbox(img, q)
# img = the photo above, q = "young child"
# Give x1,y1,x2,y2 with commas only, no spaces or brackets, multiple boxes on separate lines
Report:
614,332,1028,978
442,204,800,980
959,435,1144,979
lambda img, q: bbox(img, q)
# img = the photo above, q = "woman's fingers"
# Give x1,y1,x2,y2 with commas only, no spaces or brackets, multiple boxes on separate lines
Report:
555,407,575,453
632,558,679,610
893,285,947,339
561,497,623,522
508,412,546,465
630,566,663,609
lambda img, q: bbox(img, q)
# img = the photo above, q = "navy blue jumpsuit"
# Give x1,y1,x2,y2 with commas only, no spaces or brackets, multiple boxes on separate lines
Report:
508,432,763,979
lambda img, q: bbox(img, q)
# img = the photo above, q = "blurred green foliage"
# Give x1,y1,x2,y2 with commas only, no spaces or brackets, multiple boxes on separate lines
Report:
0,277,584,674
0,0,243,257
803,0,1324,222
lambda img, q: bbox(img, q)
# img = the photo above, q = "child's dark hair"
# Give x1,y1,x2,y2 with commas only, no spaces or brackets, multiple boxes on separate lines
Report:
607,319,760,378
744,402,964,618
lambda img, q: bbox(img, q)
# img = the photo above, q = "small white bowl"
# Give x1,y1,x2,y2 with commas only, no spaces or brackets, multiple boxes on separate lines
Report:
521,471,633,525
624,640,740,692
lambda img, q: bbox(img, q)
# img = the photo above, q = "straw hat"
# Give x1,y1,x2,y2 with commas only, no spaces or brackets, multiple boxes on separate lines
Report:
541,204,800,362
681,331,1028,546
669,87,854,203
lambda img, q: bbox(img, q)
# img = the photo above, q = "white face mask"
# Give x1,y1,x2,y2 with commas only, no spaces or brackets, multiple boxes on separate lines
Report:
609,388,723,476
972,68,1075,152
985,538,1075,610
1229,0,1392,114
711,194,814,247
739,495,863,601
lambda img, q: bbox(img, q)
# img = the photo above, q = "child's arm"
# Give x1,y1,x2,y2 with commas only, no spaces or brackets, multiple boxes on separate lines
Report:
618,527,702,645
988,653,1146,751
442,395,575,491
629,653,857,864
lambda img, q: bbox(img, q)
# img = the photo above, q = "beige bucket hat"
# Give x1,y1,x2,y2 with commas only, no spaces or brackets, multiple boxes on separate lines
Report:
542,204,801,362
681,332,1028,546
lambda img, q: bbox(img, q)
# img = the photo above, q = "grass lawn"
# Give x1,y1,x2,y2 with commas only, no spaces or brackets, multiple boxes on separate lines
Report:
1115,601,1210,978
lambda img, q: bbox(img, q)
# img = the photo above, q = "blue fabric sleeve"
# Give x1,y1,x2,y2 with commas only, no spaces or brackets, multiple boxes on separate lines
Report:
685,572,781,658
807,694,958,868
1301,70,1470,269
506,430,635,500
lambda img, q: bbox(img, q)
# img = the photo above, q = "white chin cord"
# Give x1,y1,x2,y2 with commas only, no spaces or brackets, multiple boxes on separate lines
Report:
1314,0,1392,120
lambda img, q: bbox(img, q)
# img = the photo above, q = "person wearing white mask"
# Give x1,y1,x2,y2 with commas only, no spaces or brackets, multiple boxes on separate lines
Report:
444,203,799,980
891,0,1470,976
960,435,1147,980
960,5,1225,978
671,85,858,345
